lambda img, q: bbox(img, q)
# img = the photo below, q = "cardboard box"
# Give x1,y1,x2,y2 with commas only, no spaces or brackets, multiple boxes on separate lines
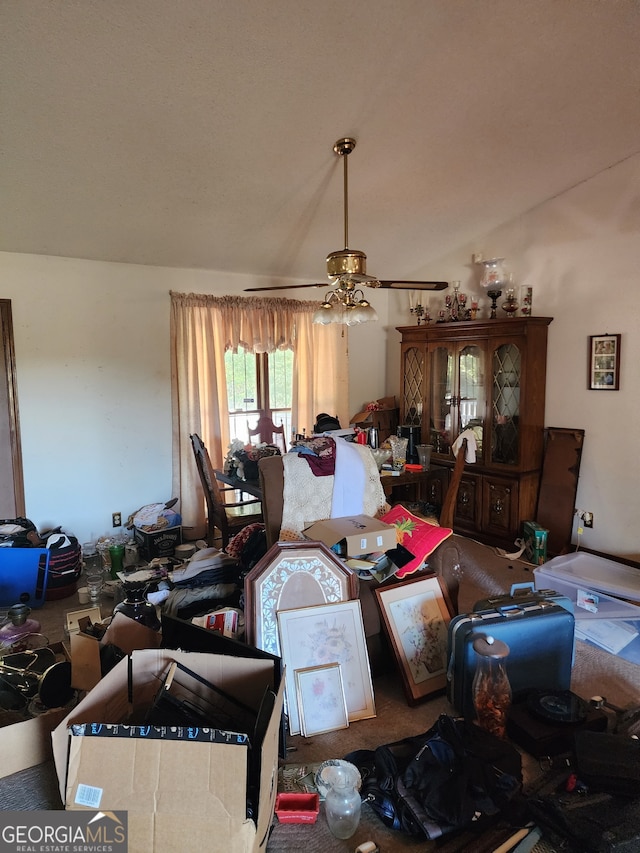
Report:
52,648,284,853
350,397,399,443
69,610,162,692
523,520,549,565
303,515,397,557
0,641,70,780
133,525,182,560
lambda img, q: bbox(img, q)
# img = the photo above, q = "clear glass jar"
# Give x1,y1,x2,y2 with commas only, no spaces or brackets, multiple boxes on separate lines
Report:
472,634,511,739
324,765,361,839
82,542,102,573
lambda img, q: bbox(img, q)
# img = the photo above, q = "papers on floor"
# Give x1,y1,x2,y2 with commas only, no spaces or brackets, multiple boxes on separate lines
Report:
574,619,639,655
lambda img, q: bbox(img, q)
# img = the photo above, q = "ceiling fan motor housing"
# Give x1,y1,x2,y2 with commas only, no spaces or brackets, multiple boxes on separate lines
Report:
326,248,367,279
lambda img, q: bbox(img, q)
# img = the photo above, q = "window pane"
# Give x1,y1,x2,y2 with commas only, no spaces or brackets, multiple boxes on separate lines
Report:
268,349,293,444
225,347,259,443
225,347,293,446
268,349,293,410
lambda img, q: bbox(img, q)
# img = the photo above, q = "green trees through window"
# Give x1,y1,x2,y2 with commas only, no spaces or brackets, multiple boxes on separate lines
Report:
225,347,293,443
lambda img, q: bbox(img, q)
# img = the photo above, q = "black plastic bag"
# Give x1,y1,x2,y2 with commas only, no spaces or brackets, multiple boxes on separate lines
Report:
0,517,41,548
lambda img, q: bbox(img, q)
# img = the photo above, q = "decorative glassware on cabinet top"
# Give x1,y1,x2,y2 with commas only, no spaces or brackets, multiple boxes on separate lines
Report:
479,258,510,318
501,288,519,317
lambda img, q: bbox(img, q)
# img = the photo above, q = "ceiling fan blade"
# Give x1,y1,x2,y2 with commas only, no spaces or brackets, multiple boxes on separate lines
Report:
243,283,327,292
378,280,449,291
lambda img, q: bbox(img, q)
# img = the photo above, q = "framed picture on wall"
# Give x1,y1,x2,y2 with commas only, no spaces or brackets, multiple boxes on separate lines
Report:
588,334,621,390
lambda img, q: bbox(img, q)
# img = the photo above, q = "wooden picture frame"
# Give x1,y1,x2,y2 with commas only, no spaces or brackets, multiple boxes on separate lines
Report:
244,540,359,657
294,663,349,737
374,575,454,705
588,333,621,390
277,599,375,735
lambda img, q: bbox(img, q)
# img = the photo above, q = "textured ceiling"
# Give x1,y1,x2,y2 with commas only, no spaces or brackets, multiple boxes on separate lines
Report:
2,1,640,286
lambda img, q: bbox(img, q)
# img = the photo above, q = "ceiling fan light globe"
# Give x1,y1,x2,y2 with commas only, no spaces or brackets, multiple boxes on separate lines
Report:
312,304,333,324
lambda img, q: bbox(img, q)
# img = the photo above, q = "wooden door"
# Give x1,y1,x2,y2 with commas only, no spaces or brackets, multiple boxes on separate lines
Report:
0,300,25,517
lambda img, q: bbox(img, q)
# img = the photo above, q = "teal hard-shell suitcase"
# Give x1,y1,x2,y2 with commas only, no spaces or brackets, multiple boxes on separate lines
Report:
446,597,575,718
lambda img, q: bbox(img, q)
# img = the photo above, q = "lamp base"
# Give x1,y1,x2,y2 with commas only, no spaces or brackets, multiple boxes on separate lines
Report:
486,289,502,319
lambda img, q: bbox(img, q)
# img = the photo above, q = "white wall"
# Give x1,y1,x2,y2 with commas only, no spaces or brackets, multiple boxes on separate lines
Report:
386,153,640,558
347,297,392,418
1,253,354,544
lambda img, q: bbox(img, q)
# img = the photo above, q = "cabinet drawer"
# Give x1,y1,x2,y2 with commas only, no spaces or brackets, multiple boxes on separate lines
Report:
482,477,519,536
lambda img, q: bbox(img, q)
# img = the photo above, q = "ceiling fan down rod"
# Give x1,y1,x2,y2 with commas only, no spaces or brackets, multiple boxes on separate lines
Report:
334,137,356,250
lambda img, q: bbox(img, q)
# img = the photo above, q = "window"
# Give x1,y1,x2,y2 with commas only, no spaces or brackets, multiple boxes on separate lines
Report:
225,347,293,444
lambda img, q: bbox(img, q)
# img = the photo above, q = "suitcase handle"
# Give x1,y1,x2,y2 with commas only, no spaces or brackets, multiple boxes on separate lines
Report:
509,582,535,596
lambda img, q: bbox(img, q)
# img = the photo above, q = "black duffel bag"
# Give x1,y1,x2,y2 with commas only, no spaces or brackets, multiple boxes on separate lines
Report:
345,714,523,841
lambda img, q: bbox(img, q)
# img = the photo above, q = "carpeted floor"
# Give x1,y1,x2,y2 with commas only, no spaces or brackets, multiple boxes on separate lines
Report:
1,534,638,853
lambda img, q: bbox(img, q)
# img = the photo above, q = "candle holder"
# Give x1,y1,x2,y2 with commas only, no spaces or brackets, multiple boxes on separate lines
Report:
409,303,430,325
486,290,502,319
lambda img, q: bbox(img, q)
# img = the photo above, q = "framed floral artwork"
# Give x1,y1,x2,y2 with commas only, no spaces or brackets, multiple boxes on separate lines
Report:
244,540,359,657
277,599,375,735
374,575,454,705
588,333,621,390
294,663,349,737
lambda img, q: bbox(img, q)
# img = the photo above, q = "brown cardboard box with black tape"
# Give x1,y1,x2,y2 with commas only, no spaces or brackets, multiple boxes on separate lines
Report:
303,514,397,557
52,648,284,853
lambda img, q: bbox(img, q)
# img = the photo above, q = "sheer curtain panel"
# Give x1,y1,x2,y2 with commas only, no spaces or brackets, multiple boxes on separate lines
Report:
170,292,348,539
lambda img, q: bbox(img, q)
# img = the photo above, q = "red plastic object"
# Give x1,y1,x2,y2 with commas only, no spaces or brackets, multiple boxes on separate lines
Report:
275,792,320,824
404,463,423,472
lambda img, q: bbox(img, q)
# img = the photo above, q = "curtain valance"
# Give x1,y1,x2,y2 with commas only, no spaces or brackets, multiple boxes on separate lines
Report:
170,292,322,353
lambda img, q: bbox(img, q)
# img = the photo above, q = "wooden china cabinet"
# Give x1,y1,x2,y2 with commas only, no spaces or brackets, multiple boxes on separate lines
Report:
398,317,553,547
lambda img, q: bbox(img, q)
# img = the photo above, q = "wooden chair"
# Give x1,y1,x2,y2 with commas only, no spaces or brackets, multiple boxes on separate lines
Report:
190,433,263,549
439,438,467,529
247,414,287,454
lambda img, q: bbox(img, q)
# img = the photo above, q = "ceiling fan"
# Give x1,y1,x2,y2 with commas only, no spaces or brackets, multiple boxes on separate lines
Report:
244,137,448,324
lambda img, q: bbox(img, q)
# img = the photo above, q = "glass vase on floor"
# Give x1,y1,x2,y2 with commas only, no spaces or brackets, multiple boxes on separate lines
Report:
324,765,361,839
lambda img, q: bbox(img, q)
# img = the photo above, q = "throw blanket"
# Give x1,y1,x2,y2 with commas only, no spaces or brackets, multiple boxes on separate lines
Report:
280,442,387,540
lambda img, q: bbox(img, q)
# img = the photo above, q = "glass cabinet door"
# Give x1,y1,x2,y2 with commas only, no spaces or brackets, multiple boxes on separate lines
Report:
402,346,424,427
458,344,485,458
430,343,485,458
429,345,454,454
491,343,521,465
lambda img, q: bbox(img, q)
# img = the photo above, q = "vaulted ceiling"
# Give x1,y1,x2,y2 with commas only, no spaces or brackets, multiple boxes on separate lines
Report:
2,1,640,287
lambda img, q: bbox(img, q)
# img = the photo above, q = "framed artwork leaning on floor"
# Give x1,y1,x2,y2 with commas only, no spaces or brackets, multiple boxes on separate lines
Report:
277,599,375,736
244,540,359,657
375,574,454,705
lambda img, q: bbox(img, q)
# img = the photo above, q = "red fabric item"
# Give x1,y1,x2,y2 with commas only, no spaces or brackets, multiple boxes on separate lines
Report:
294,436,336,476
379,504,453,578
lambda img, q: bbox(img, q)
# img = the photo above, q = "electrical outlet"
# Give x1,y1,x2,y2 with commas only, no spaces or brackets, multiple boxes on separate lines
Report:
112,511,122,527
575,509,594,528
